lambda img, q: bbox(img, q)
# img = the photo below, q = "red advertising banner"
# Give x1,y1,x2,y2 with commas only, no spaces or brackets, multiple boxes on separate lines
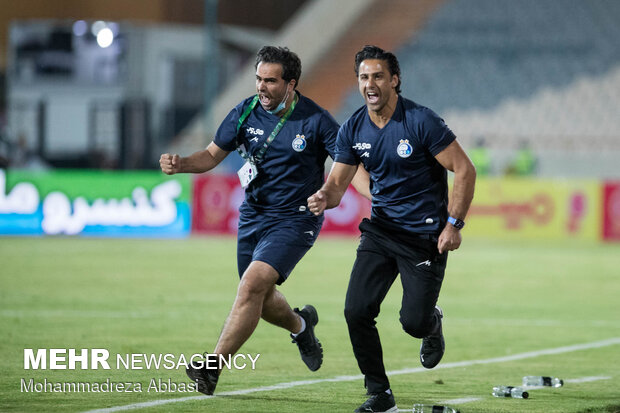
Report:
323,187,371,234
191,174,371,235
192,174,244,234
192,175,616,242
603,181,620,241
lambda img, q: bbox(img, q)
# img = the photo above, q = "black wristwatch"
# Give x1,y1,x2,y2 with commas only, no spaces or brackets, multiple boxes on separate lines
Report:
447,216,465,230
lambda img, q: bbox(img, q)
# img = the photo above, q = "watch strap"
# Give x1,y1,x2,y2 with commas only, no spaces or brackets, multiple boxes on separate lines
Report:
448,216,465,229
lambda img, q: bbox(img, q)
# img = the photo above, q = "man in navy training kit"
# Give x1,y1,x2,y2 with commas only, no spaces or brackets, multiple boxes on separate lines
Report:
160,46,362,395
308,45,476,412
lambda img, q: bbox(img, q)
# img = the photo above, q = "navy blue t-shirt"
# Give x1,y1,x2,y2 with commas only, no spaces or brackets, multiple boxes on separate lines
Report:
215,92,338,215
335,96,456,235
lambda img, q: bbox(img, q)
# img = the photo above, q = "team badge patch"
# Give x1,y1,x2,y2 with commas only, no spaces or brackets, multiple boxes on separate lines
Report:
397,139,413,158
292,134,307,152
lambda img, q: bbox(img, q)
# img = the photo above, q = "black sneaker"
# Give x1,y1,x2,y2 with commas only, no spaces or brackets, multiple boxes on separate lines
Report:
354,391,398,413
420,305,445,369
186,362,218,395
290,305,323,371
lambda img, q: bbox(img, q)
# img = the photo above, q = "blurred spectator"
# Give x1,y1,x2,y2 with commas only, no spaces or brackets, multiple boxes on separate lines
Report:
469,137,491,176
88,149,117,170
505,139,537,176
12,133,49,170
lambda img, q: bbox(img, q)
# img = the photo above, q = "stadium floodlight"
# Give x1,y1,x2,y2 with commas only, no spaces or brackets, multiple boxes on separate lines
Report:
96,28,114,48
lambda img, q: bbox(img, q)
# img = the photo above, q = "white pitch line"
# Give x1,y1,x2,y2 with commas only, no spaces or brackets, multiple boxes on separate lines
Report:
449,318,620,328
83,337,620,413
436,396,483,405
564,375,612,384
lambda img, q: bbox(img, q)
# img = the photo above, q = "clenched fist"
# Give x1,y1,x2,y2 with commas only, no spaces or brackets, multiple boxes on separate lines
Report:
307,190,327,216
160,153,181,175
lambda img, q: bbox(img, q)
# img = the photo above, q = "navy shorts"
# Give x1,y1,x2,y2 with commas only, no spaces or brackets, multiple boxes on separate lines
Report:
237,208,323,285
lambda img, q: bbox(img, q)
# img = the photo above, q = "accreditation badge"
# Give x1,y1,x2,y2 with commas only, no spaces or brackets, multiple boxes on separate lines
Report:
237,160,258,188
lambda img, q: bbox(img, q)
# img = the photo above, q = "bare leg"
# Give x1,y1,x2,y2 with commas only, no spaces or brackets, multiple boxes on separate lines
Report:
261,286,302,333
213,261,299,358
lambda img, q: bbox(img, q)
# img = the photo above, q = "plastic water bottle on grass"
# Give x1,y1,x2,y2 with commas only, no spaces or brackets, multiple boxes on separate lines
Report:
492,385,529,399
412,404,460,412
522,376,563,387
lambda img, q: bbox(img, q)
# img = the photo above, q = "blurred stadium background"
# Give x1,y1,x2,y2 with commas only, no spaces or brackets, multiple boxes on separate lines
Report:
1,0,619,240
1,1,619,412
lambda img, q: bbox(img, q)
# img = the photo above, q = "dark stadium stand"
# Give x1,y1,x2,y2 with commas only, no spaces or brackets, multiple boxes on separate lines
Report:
335,0,620,176
337,0,620,120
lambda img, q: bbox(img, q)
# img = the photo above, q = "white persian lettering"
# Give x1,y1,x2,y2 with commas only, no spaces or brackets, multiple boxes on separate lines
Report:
41,180,181,235
352,142,372,150
0,169,39,214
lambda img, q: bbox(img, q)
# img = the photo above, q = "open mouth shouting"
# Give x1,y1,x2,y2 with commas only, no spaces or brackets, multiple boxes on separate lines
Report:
366,90,380,105
259,93,274,109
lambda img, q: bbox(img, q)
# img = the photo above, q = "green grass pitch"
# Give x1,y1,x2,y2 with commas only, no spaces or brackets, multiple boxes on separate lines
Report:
1,235,619,412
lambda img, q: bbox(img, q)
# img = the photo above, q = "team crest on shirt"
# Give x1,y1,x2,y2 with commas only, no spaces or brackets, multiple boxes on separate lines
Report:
397,139,413,158
292,134,307,152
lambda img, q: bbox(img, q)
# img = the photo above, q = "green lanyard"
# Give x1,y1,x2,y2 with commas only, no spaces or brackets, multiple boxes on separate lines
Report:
235,93,298,164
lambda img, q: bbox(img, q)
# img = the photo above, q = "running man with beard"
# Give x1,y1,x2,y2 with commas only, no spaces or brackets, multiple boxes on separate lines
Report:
160,46,365,395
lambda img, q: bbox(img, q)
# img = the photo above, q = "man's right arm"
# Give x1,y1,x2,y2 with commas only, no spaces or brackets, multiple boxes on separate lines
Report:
307,162,358,215
160,142,230,175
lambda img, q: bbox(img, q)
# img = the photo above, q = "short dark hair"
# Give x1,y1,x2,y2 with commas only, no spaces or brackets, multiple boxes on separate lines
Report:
354,45,401,94
255,46,302,89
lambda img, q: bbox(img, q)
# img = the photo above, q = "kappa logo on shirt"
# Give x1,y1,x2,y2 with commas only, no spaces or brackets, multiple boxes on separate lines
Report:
353,142,372,159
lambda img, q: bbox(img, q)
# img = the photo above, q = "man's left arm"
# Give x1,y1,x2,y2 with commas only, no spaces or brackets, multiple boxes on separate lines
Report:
351,164,371,201
434,140,477,253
